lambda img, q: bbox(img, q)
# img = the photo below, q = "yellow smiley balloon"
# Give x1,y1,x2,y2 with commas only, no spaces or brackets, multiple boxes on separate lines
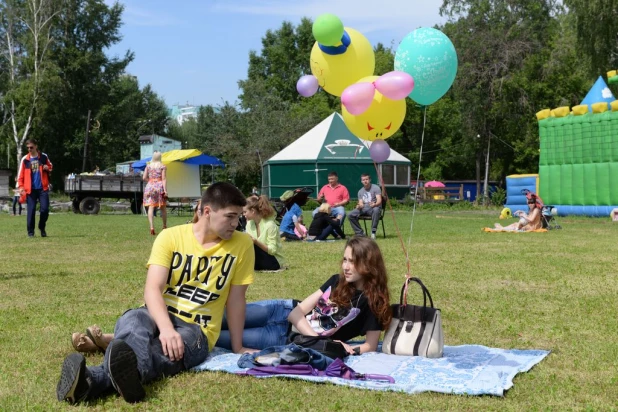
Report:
342,76,407,141
310,27,375,97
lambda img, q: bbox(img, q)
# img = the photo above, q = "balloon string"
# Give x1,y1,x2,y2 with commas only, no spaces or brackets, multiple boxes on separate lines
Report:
374,162,411,280
403,105,428,304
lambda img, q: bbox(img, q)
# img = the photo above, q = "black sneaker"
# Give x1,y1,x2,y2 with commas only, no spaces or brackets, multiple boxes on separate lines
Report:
56,353,90,404
40,230,47,237
107,339,145,403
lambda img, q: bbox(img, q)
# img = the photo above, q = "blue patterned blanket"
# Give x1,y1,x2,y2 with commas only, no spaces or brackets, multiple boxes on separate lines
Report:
193,344,549,396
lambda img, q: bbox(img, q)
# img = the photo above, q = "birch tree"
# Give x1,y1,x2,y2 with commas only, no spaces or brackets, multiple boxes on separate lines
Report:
0,0,59,168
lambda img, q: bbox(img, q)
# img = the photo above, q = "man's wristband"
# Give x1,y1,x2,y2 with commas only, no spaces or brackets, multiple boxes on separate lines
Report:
353,347,361,356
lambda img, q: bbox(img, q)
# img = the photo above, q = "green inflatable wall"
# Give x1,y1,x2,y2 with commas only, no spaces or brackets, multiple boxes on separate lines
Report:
538,111,618,214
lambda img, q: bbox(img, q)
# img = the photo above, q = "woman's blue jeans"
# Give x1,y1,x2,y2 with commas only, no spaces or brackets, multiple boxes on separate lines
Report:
216,299,294,350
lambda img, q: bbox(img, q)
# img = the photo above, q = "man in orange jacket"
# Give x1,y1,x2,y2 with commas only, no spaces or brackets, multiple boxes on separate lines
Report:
17,139,53,237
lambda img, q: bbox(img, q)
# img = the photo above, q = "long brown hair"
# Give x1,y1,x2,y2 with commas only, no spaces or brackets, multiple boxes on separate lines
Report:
331,236,392,329
245,195,275,219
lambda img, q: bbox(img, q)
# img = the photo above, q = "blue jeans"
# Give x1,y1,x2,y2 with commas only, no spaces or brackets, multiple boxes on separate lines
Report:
312,206,346,226
86,307,209,400
26,189,49,235
216,299,294,350
12,195,22,215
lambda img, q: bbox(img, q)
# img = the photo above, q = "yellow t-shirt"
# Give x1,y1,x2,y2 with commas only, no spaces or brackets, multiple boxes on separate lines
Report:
147,224,255,350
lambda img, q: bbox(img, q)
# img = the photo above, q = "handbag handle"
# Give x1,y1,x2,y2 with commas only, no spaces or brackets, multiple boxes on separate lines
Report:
400,277,434,309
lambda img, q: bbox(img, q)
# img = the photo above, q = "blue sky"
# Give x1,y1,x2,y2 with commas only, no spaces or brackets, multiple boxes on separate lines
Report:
105,0,446,108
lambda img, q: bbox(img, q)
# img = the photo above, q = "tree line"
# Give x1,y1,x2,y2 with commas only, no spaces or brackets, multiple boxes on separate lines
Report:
0,0,168,188
2,1,616,195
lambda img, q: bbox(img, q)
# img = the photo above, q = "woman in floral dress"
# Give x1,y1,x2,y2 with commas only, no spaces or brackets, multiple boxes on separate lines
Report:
143,151,167,235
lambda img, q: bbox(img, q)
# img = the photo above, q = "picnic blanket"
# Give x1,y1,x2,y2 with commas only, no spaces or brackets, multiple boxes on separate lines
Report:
193,344,549,396
483,227,547,233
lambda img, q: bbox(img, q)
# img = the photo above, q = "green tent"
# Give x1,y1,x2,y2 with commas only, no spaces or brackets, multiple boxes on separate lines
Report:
262,113,411,200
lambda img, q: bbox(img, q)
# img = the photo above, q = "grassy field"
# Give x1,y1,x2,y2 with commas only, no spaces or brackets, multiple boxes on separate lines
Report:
0,208,617,410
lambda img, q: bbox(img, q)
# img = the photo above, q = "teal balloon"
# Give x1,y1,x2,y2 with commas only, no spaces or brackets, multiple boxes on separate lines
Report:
394,27,458,106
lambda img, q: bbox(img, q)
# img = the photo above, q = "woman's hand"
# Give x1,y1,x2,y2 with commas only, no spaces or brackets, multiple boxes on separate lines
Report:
334,340,356,355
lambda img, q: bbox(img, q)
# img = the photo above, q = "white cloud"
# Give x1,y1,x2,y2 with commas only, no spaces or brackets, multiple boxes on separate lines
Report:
107,1,185,27
212,0,446,35
124,6,185,27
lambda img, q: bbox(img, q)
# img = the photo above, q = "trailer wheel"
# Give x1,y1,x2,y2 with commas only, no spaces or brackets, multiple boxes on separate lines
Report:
130,198,143,215
79,197,100,215
71,199,82,214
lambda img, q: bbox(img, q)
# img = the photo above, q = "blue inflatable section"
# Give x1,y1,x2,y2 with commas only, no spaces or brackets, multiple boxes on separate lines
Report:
505,175,538,217
581,76,615,112
551,205,617,217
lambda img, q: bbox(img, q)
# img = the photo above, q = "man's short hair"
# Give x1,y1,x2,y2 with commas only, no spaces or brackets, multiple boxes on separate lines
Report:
361,173,370,179
26,138,38,146
201,182,246,211
328,171,338,178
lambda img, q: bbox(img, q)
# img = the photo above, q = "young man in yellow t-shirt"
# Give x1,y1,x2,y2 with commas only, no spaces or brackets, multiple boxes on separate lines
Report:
57,182,256,404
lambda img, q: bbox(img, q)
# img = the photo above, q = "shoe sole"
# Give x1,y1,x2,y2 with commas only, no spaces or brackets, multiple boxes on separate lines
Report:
108,340,145,403
56,353,87,404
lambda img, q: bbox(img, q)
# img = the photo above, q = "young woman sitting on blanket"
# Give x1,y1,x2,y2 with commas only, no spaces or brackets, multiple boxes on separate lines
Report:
217,236,391,355
69,237,390,356
243,195,284,271
494,196,542,231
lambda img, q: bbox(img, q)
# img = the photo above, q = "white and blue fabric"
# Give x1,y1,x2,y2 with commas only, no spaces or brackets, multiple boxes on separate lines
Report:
193,344,549,396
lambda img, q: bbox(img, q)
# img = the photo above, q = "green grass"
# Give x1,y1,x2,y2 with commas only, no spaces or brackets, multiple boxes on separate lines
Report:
1,209,617,410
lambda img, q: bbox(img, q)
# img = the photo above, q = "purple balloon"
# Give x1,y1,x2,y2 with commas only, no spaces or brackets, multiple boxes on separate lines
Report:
369,139,391,163
297,75,319,97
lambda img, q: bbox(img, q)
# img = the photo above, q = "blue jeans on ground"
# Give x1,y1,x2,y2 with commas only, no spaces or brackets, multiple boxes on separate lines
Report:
12,195,22,215
26,189,49,235
312,206,346,226
348,206,381,235
86,307,209,400
216,299,294,350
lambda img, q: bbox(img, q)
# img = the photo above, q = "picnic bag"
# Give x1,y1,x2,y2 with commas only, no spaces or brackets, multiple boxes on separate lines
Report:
382,277,443,358
290,334,349,360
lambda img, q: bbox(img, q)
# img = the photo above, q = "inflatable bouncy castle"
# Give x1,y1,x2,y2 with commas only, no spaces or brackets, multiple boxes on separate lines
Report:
505,174,538,213
537,76,618,216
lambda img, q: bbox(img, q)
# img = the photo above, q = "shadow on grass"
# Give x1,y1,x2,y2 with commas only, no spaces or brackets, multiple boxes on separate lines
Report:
0,271,72,281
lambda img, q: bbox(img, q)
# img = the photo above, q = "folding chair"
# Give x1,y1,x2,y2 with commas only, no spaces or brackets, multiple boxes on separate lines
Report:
358,194,387,238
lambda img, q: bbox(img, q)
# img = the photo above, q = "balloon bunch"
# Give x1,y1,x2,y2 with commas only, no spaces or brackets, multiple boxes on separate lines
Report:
296,15,458,164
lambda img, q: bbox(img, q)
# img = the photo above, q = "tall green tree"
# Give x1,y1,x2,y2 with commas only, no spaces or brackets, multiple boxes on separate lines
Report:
435,0,586,198
239,18,314,108
564,0,618,75
0,0,60,167
37,0,138,179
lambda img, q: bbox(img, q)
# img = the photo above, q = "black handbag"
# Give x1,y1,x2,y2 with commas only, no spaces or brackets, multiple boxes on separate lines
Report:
382,277,444,358
290,334,349,360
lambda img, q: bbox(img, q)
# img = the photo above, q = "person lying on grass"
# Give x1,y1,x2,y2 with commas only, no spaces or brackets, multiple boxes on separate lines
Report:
57,182,256,405
72,236,391,358
494,196,542,232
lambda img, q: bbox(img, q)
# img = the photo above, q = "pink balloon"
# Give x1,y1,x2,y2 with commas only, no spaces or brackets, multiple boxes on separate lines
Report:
297,75,319,97
374,71,415,100
341,82,376,115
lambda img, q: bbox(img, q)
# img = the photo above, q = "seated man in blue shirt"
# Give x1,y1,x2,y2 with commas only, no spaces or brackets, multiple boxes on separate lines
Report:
279,190,305,241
